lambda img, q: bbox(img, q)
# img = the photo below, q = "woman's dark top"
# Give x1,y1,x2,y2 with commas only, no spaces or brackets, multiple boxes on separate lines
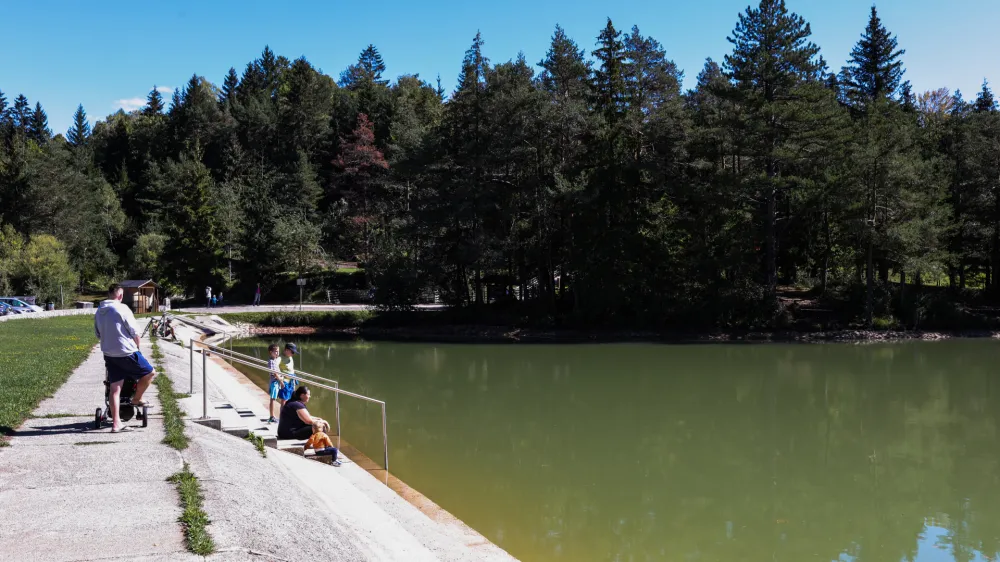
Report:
277,400,308,439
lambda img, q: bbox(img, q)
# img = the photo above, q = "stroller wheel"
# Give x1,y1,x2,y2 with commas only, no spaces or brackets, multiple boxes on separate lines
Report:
94,407,103,430
141,405,149,428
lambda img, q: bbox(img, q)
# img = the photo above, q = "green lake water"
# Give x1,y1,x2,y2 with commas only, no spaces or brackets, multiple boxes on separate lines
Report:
231,338,1000,562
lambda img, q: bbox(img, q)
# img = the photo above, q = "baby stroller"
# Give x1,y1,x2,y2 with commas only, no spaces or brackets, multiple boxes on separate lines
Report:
94,369,148,430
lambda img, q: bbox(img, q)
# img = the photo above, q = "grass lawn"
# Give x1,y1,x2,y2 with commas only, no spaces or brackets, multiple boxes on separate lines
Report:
0,315,96,442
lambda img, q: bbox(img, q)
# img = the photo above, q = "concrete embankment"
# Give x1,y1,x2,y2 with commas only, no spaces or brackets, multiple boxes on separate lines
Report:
161,315,519,561
1,315,517,561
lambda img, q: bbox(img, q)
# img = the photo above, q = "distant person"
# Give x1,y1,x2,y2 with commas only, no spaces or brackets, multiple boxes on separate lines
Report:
266,344,287,423
205,286,212,308
304,419,340,466
218,292,224,306
278,343,298,404
211,295,217,307
277,385,322,440
253,283,261,306
95,283,157,433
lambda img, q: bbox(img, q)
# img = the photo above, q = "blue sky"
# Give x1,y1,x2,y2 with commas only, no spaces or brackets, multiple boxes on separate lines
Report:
3,0,998,135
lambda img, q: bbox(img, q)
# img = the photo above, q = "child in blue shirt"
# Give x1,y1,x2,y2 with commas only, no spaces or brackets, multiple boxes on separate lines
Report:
267,344,285,423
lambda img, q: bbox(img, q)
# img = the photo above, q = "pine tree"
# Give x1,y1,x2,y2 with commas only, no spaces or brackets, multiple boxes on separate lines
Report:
67,104,90,147
0,89,8,124
841,6,905,110
724,0,827,303
11,94,31,137
28,102,50,143
340,45,388,88
220,67,239,105
592,19,627,123
144,86,165,115
539,25,591,100
974,80,996,113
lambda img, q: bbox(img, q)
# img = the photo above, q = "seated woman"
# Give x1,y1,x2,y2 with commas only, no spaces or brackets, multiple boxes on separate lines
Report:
277,385,321,440
305,419,341,466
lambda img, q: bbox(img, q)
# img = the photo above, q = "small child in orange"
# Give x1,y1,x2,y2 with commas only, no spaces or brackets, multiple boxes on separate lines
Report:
305,419,340,466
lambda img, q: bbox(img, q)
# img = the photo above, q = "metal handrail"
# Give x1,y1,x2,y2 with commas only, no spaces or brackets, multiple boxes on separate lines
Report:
189,339,387,472
195,341,344,450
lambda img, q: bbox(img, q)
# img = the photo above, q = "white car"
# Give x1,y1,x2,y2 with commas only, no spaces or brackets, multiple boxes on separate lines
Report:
0,297,44,313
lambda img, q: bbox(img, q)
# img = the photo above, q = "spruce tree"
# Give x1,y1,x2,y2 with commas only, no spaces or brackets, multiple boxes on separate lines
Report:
67,104,91,147
220,67,239,104
28,102,50,143
0,90,8,123
592,19,627,123
340,45,388,89
842,5,905,110
11,94,31,137
144,86,165,115
974,80,996,113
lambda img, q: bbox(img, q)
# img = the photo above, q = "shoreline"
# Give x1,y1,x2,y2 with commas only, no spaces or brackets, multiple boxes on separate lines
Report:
242,324,1000,344
202,343,516,557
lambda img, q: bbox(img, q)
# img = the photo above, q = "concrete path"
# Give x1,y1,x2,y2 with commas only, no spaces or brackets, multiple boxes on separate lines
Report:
2,320,516,562
0,338,200,562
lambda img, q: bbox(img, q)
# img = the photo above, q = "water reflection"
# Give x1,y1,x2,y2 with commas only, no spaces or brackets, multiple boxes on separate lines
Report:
233,339,1000,562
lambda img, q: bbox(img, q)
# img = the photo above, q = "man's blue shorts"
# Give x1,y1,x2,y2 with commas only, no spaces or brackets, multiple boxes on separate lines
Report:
104,352,154,384
269,379,281,400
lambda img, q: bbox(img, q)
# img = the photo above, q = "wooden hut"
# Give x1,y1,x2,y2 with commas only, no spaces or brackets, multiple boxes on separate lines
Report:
121,280,158,313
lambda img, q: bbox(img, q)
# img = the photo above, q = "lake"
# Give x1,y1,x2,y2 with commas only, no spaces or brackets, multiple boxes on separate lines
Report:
231,338,1000,562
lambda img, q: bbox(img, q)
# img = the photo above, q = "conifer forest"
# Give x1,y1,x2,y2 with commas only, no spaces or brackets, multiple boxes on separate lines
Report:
3,1,1000,330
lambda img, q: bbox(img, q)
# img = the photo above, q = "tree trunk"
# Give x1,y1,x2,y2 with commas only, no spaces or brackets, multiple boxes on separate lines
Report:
765,186,777,302
821,210,831,295
866,232,874,328
474,267,482,305
899,270,907,307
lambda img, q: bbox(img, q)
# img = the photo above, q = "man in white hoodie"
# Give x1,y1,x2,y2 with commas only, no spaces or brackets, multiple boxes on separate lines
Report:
95,283,156,432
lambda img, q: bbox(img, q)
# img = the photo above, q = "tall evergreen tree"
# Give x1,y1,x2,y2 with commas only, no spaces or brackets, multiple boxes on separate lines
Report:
144,86,165,115
975,80,996,113
841,6,905,111
724,0,827,303
11,95,31,137
340,45,388,88
220,67,239,105
67,104,91,147
592,19,627,123
27,102,50,144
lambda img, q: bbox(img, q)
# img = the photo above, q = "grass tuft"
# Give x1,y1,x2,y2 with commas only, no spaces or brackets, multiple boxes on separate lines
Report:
244,431,267,457
168,462,215,555
150,335,188,450
0,316,96,441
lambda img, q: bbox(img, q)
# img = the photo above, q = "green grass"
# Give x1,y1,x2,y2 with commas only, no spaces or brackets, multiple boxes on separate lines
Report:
149,336,188,450
244,431,267,458
0,315,97,445
168,462,215,555
220,310,372,328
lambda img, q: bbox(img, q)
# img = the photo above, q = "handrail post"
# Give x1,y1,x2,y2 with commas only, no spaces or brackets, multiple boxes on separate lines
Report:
382,403,388,473
189,339,194,394
202,349,208,419
335,381,341,450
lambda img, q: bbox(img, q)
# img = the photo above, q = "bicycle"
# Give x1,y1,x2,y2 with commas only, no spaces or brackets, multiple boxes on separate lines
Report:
142,311,170,339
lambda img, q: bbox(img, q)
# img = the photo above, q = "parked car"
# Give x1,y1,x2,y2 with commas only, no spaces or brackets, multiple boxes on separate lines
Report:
0,297,43,313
